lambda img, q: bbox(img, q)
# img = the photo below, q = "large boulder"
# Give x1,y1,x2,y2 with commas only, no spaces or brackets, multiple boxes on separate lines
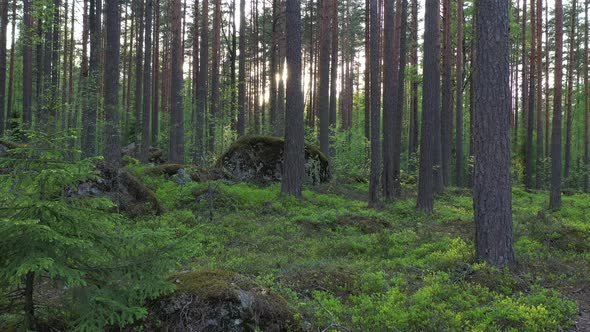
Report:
145,270,296,331
217,136,330,184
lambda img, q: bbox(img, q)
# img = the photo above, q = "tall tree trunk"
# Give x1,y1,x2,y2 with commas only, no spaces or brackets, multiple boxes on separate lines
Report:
544,0,549,159
195,0,209,164
417,0,439,213
525,0,535,190
408,0,418,161
140,0,153,162
521,0,528,181
281,0,304,197
104,0,121,167
209,0,221,153
328,0,338,130
564,0,576,180
455,0,464,187
134,0,144,146
368,0,381,207
169,0,184,163
585,0,589,193
0,0,7,137
535,0,543,188
393,0,408,197
6,0,16,132
364,0,370,140
382,0,395,199
474,0,515,267
191,0,199,155
441,0,452,186
81,0,100,156
152,0,160,145
276,1,286,137
550,0,564,210
318,0,331,156
238,0,246,136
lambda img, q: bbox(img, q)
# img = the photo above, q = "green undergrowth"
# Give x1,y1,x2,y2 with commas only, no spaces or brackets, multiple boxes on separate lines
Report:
3,158,586,330
132,165,585,331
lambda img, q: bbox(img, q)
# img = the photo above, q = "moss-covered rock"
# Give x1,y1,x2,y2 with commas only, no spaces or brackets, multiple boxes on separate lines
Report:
217,136,330,184
146,270,297,331
122,143,166,164
280,265,360,299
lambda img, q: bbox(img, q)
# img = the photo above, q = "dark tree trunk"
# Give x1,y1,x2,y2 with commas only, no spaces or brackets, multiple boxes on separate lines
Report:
24,272,36,331
382,0,395,199
83,0,101,157
6,0,16,132
318,0,331,156
585,0,589,193
473,0,515,267
238,0,246,136
104,0,121,167
140,0,153,162
564,0,576,180
0,0,7,136
393,0,408,197
535,0,543,188
152,0,160,145
455,0,464,187
276,2,286,137
417,0,439,213
328,0,338,130
209,0,221,153
408,0,418,161
525,0,535,190
195,0,209,164
521,0,528,183
364,0,370,140
550,0,564,210
281,0,304,197
441,0,452,186
170,0,184,163
368,0,381,207
134,0,144,146
191,0,198,156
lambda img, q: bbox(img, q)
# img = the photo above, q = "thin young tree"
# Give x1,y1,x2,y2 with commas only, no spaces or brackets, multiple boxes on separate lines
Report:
281,0,304,197
368,0,381,207
473,0,515,267
169,0,184,163
104,0,122,168
550,0,564,210
417,0,440,213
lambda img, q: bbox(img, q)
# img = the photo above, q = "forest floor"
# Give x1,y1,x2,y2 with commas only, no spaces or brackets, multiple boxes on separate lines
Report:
131,164,590,331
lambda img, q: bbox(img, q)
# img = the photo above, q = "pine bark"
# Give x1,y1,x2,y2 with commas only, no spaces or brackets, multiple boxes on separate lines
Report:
441,0,452,186
382,0,395,199
585,0,589,193
134,0,144,146
169,0,185,163
209,0,221,153
564,0,576,180
368,0,381,207
281,0,305,197
140,0,153,162
0,0,7,136
473,0,515,267
550,0,564,209
417,0,439,213
318,0,331,156
104,0,122,167
408,0,418,160
238,0,246,136
455,0,464,187
195,0,209,163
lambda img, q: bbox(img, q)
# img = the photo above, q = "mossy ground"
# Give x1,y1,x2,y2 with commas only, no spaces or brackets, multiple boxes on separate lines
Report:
133,164,588,330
